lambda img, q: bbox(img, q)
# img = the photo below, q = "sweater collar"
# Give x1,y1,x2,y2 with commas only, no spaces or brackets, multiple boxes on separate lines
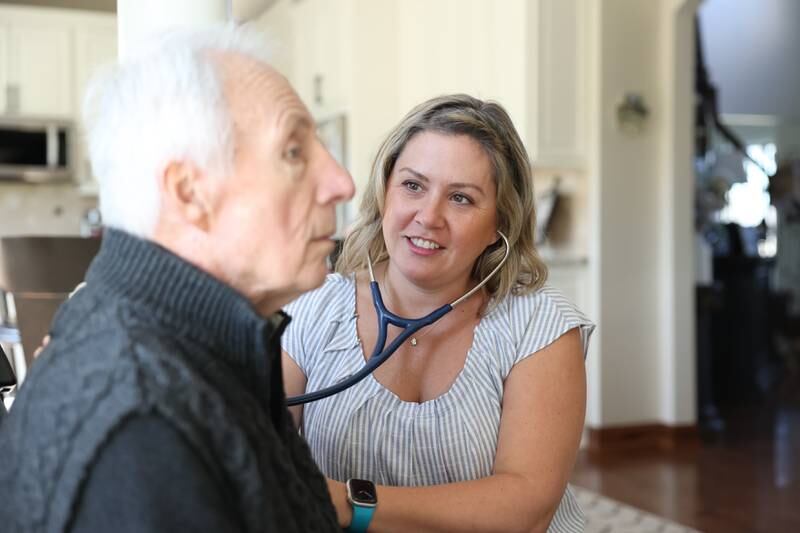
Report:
85,228,289,374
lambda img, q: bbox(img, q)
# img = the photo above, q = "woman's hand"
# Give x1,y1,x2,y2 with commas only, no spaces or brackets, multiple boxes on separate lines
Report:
326,477,353,528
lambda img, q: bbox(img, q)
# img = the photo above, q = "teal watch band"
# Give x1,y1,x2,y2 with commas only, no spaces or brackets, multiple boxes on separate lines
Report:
346,479,377,532
347,503,375,533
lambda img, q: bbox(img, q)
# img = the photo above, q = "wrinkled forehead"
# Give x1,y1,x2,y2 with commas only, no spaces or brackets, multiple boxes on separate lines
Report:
212,51,311,136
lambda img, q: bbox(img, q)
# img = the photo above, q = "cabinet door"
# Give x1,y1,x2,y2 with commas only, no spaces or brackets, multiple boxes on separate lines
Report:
528,0,587,168
8,23,72,117
313,0,348,113
74,24,116,187
289,0,348,116
0,26,8,112
288,0,315,108
74,26,116,115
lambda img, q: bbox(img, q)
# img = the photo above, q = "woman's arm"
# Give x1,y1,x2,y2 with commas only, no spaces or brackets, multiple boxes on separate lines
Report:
327,327,587,533
281,351,307,429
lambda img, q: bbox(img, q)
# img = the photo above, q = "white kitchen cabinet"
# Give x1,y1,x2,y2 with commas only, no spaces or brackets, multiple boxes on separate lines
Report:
73,21,117,188
288,0,350,117
0,27,8,113
395,0,527,131
526,0,588,169
3,18,72,117
74,24,116,117
264,0,587,170
0,5,116,191
394,0,586,169
0,6,116,121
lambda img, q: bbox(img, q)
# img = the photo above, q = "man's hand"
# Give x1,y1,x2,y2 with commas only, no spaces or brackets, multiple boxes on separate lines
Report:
32,335,50,359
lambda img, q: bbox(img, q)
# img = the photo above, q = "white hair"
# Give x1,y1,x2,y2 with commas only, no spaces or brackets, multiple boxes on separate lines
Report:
83,24,273,237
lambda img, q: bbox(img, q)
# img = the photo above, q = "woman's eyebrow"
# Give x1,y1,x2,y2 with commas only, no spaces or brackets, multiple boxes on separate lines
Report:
398,167,429,181
398,167,485,195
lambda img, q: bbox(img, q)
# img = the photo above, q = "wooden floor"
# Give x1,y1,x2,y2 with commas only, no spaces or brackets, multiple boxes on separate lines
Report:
571,375,800,533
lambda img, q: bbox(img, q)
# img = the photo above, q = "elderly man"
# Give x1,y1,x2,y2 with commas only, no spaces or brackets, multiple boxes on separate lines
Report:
0,26,354,532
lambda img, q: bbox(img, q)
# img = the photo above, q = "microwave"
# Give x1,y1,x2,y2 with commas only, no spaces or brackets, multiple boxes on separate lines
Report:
0,116,73,183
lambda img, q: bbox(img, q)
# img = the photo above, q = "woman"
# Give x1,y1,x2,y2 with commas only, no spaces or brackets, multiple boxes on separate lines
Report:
282,94,594,532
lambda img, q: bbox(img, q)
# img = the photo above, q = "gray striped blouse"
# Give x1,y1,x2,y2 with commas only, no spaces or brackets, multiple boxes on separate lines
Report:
283,273,595,532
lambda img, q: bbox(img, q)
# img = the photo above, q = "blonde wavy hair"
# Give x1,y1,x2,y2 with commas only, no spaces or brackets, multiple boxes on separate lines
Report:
336,94,547,305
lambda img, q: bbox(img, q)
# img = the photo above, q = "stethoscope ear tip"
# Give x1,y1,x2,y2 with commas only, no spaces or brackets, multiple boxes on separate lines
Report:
496,230,509,247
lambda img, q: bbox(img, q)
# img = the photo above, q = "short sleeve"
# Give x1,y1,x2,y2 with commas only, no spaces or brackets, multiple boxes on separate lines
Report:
282,296,311,375
514,286,595,366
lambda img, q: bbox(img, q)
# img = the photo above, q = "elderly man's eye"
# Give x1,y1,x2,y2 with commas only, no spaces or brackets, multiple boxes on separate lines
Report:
285,145,303,160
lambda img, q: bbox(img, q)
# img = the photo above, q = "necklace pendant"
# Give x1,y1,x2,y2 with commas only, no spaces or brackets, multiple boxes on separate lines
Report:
410,337,418,347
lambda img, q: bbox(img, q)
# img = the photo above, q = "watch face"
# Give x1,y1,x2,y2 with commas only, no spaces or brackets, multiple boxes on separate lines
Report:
347,479,378,505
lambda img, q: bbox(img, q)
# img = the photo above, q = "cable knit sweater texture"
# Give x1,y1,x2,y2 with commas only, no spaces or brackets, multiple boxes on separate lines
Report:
0,229,338,532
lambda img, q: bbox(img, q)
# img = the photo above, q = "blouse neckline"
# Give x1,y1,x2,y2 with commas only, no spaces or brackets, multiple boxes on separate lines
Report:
344,273,490,414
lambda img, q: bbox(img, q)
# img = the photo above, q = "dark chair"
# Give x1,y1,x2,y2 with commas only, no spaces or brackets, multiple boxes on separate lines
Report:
0,345,16,417
0,236,101,370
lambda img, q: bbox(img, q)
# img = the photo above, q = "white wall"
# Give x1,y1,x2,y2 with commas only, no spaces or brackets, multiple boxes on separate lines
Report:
587,0,698,427
699,0,800,119
592,0,665,425
658,0,700,425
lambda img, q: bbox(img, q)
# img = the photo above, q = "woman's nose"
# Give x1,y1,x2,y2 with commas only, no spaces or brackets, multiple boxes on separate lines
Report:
415,196,445,228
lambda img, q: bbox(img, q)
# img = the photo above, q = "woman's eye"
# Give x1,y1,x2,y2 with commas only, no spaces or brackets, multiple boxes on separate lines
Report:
451,193,472,205
403,181,422,192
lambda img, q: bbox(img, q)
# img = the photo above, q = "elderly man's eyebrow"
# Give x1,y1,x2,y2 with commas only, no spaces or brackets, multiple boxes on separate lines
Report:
283,113,313,135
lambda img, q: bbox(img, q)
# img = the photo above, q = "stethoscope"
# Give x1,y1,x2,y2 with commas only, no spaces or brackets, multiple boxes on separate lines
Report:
286,231,510,406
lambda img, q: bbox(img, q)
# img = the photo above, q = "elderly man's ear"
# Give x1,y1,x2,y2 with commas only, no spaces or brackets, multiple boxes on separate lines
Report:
160,161,215,231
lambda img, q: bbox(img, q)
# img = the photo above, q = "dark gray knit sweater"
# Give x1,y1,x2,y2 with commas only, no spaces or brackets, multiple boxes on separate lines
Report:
0,229,339,532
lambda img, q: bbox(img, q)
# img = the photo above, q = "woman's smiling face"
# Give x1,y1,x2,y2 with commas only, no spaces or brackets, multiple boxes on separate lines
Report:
382,131,499,290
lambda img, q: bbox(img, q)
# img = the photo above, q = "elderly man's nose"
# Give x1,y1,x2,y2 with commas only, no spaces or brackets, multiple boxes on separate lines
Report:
335,163,355,201
318,149,355,203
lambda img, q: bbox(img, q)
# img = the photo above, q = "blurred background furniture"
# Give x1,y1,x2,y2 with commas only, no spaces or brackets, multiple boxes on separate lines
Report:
0,345,16,416
0,236,101,385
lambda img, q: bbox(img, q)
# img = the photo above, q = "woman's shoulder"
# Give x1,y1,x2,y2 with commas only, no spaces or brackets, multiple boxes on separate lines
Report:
485,285,594,363
493,284,589,323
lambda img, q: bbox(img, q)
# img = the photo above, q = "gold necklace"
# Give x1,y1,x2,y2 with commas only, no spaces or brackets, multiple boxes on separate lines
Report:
409,321,440,347
381,269,448,348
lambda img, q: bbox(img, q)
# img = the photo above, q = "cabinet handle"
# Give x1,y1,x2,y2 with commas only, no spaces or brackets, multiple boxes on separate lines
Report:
313,74,323,106
6,84,20,114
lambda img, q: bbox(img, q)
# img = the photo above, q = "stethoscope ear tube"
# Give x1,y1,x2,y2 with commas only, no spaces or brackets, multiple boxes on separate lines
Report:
285,230,510,406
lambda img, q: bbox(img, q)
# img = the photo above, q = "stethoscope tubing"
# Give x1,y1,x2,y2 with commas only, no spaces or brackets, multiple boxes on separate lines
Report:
285,231,510,406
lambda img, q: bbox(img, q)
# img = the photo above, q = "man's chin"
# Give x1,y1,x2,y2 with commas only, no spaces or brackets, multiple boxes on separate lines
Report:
297,260,330,291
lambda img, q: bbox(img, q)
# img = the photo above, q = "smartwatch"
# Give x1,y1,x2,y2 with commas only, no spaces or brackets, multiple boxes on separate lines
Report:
345,478,377,532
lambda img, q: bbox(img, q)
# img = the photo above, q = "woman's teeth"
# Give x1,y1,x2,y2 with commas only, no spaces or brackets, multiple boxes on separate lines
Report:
409,237,440,250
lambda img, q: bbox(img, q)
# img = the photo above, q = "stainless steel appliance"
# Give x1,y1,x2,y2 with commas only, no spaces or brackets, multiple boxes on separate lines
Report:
0,116,74,183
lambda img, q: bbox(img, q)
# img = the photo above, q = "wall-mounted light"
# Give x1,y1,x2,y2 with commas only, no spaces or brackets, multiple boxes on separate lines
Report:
616,93,649,134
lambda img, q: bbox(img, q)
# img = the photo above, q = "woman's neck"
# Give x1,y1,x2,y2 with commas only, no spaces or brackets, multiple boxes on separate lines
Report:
379,261,477,316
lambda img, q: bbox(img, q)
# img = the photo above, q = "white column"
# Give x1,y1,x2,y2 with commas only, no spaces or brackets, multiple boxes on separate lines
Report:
117,0,230,61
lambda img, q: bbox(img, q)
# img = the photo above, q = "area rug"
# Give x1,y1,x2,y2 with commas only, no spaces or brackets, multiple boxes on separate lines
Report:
573,486,703,533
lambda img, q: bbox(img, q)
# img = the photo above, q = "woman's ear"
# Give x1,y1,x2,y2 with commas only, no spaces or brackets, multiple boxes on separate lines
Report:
488,227,502,248
160,161,213,231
